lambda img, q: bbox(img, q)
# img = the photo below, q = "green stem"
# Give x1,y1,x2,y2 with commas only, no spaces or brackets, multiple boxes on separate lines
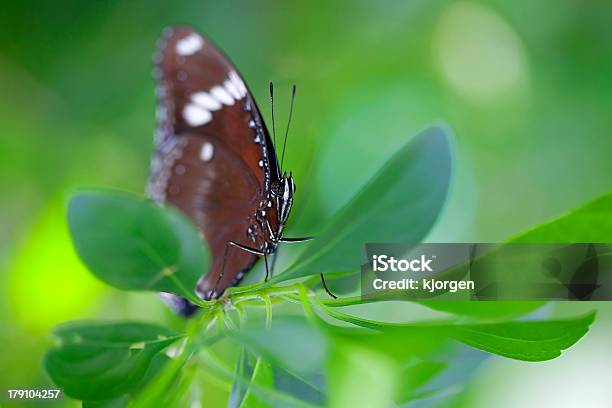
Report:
263,295,272,328
319,295,364,307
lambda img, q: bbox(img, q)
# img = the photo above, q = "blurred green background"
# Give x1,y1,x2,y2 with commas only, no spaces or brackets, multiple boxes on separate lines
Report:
1,0,611,406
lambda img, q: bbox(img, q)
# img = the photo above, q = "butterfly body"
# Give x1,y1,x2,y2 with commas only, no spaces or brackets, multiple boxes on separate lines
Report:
148,27,297,309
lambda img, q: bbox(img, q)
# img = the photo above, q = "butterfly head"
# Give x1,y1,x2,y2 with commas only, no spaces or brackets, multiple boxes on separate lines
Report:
271,172,296,227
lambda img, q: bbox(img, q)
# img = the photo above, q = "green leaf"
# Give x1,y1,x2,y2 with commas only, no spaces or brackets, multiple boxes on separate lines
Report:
449,311,596,361
394,360,447,405
324,310,596,362
83,397,128,408
128,341,194,408
227,316,329,375
327,342,399,408
154,360,200,408
67,190,208,303
272,366,325,406
82,354,172,408
414,301,544,319
511,191,612,243
271,126,452,283
44,321,183,401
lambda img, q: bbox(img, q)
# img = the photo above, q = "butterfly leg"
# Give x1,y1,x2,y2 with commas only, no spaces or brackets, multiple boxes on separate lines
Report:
268,250,279,279
227,241,266,256
319,273,338,299
275,236,337,298
272,235,311,279
278,236,314,243
211,241,266,299
262,222,305,277
263,252,270,281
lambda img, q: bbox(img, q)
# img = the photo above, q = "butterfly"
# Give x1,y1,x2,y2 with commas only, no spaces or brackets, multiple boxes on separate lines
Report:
147,26,330,316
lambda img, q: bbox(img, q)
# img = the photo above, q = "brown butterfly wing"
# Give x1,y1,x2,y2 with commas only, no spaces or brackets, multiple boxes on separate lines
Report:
148,27,279,305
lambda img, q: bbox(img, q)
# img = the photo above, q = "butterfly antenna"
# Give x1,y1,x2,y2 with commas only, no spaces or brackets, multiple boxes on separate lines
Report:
269,81,277,149
280,84,296,171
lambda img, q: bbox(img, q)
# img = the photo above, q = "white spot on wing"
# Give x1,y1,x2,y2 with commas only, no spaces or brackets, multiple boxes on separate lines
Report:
183,104,211,126
224,79,241,100
229,71,247,97
200,142,214,161
191,92,222,110
210,86,234,105
176,33,203,56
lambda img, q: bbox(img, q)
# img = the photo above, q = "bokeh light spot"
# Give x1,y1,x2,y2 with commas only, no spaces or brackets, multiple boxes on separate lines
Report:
8,198,106,333
433,2,528,103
